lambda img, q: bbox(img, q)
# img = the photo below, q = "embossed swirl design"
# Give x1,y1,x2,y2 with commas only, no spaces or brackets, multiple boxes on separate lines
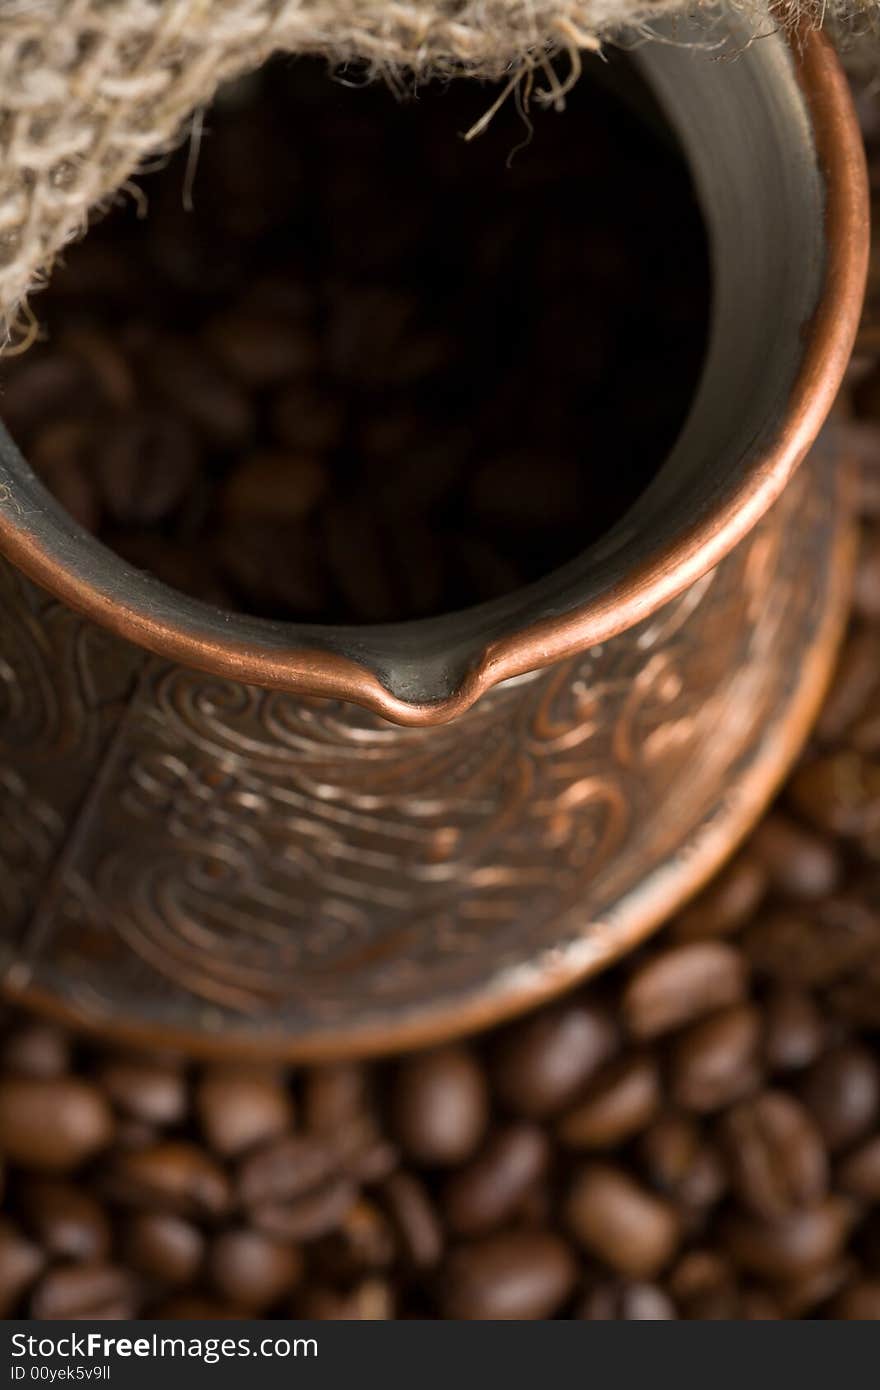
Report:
0,453,843,1046
57,567,744,1017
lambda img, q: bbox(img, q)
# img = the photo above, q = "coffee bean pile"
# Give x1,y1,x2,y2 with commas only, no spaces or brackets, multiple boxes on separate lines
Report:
0,57,708,624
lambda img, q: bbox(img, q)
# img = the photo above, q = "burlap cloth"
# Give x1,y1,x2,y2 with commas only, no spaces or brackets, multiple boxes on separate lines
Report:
0,0,870,340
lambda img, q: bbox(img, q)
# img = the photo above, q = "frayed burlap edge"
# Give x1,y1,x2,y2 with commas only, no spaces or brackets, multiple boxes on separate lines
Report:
0,0,866,343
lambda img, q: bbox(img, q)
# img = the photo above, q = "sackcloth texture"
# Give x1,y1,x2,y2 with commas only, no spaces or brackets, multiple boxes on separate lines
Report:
0,0,872,340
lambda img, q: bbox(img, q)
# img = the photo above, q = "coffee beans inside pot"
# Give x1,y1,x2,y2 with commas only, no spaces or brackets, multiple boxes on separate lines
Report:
0,56,709,625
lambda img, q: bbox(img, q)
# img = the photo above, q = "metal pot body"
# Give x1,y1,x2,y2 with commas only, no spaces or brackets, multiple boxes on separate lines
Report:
0,17,868,1056
0,442,854,1055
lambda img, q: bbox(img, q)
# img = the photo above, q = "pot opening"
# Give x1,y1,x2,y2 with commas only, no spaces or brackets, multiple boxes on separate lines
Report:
0,53,710,628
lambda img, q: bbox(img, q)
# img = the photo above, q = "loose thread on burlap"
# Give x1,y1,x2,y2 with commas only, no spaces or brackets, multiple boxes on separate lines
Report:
463,31,590,145
0,0,863,346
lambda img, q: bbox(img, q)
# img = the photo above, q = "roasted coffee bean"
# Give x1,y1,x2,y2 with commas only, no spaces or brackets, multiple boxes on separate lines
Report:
454,534,522,604
854,527,880,622
722,1197,854,1281
391,1046,488,1166
669,1004,762,1113
222,451,327,521
678,1285,765,1320
122,1212,205,1286
238,1133,336,1206
763,988,826,1073
849,705,880,756
852,350,880,407
827,957,880,1028
204,310,313,387
116,1120,160,1152
97,1057,187,1127
324,286,413,385
0,355,90,437
250,1175,357,1242
854,1206,880,1268
383,511,446,616
577,1280,677,1320
208,1228,304,1309
298,1279,394,1320
469,451,582,530
0,1022,71,1079
218,519,330,616
565,1163,680,1278
146,336,253,447
788,753,880,838
272,382,341,454
30,1264,138,1320
557,1053,661,1149
18,1179,111,1261
94,413,198,526
442,1125,549,1236
740,1289,784,1319
800,1045,880,1151
0,1218,45,1317
744,896,880,988
717,1091,828,1219
816,627,880,743
492,1002,618,1119
838,1135,880,1198
152,1295,247,1319
751,813,841,899
775,1256,857,1318
830,1279,880,1319
329,1112,397,1178
438,1231,577,1320
30,421,100,532
102,1142,230,1218
361,419,467,514
61,326,135,409
670,853,767,943
672,1255,782,1319
315,1199,395,1279
0,1077,113,1171
622,943,748,1040
638,1115,727,1212
196,1066,293,1157
322,495,399,623
381,1171,444,1268
667,1248,737,1318
302,1064,369,1134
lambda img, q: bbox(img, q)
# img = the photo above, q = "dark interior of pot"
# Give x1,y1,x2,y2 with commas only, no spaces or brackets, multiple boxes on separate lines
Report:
0,47,709,626
0,13,834,710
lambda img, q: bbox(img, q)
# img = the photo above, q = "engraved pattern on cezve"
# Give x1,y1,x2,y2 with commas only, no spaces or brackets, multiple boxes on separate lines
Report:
0,561,143,948
0,450,843,1046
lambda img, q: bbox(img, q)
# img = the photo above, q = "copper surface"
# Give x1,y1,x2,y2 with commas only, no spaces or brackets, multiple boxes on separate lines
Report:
0,19,869,1056
0,27,866,726
0,441,856,1057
